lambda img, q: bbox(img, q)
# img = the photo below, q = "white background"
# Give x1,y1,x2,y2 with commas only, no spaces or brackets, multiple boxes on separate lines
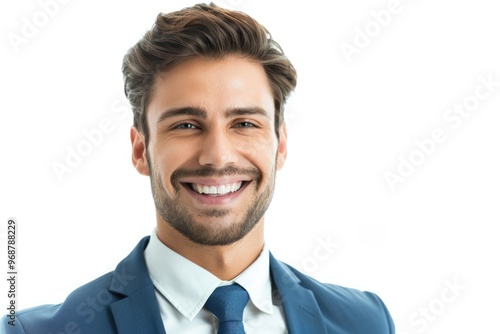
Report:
1,0,499,333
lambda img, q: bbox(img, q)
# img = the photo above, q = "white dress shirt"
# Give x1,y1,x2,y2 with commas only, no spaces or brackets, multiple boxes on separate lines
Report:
144,229,288,333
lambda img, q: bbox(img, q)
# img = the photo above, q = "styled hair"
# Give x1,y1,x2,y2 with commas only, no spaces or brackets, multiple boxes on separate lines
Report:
122,2,297,144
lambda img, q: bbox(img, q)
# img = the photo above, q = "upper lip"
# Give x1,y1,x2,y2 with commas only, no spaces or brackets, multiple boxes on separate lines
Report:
179,177,251,186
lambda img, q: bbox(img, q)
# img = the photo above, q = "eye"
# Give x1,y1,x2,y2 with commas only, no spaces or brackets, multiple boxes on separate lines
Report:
234,121,255,128
175,123,198,129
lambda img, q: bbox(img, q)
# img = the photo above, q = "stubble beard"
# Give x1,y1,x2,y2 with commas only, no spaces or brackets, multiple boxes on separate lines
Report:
147,152,277,246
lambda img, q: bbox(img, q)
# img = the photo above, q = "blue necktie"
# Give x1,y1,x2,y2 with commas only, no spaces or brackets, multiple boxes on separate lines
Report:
204,284,249,334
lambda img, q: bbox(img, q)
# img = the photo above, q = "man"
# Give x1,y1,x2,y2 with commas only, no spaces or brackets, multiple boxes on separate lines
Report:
3,3,394,333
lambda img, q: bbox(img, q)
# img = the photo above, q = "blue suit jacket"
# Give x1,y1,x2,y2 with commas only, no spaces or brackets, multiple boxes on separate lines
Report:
2,237,394,333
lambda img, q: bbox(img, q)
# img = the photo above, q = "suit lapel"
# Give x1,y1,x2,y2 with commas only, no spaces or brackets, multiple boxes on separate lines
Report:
108,237,166,334
104,237,328,334
270,253,328,334
110,287,166,334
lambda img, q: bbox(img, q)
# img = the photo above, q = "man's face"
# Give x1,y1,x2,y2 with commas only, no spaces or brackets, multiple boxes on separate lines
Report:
132,56,287,246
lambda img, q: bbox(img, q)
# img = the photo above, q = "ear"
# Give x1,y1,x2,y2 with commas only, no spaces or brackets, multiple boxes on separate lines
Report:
276,122,288,170
130,126,150,176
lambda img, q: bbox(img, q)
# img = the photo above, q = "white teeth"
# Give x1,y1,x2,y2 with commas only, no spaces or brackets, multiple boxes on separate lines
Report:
232,182,242,192
192,182,243,195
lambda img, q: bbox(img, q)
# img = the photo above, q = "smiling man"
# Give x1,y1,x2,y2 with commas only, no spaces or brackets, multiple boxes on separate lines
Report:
136,56,286,280
4,3,394,334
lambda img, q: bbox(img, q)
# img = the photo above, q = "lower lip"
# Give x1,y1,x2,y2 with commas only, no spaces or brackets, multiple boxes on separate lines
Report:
182,182,250,206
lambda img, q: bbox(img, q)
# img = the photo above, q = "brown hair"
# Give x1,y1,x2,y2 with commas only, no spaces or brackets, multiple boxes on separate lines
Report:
122,2,297,144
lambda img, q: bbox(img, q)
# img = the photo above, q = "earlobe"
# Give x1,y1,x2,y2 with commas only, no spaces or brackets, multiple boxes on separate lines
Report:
130,127,150,176
276,123,288,170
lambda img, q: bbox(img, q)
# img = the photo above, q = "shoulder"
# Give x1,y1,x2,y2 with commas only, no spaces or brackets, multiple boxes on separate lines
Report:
271,256,395,333
0,237,152,334
3,237,152,334
291,264,388,308
3,272,119,334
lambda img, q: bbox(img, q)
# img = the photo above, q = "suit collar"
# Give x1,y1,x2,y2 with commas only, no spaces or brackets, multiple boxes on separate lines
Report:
108,236,166,334
106,236,328,334
270,253,328,334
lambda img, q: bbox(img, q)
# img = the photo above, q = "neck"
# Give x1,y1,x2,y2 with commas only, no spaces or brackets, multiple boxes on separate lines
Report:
156,217,265,281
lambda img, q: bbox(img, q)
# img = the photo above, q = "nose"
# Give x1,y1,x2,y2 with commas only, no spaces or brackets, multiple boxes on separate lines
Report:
198,129,238,168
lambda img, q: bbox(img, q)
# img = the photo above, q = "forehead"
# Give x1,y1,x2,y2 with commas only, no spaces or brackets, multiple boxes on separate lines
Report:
147,56,275,121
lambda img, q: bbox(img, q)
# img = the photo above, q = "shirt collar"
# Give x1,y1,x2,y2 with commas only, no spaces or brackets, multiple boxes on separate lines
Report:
233,243,275,315
144,228,274,320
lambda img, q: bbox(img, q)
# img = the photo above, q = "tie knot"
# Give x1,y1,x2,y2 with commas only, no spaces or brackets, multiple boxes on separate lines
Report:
205,284,249,332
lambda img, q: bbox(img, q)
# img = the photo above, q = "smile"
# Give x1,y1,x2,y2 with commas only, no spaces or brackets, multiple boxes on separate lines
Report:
185,181,247,197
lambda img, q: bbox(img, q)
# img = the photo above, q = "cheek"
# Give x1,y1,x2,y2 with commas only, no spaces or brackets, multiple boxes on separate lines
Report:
238,130,278,154
151,148,183,187
243,145,278,177
152,135,192,166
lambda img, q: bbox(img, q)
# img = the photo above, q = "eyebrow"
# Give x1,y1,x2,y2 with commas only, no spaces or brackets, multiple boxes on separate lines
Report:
156,107,207,125
156,106,270,125
224,107,270,119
